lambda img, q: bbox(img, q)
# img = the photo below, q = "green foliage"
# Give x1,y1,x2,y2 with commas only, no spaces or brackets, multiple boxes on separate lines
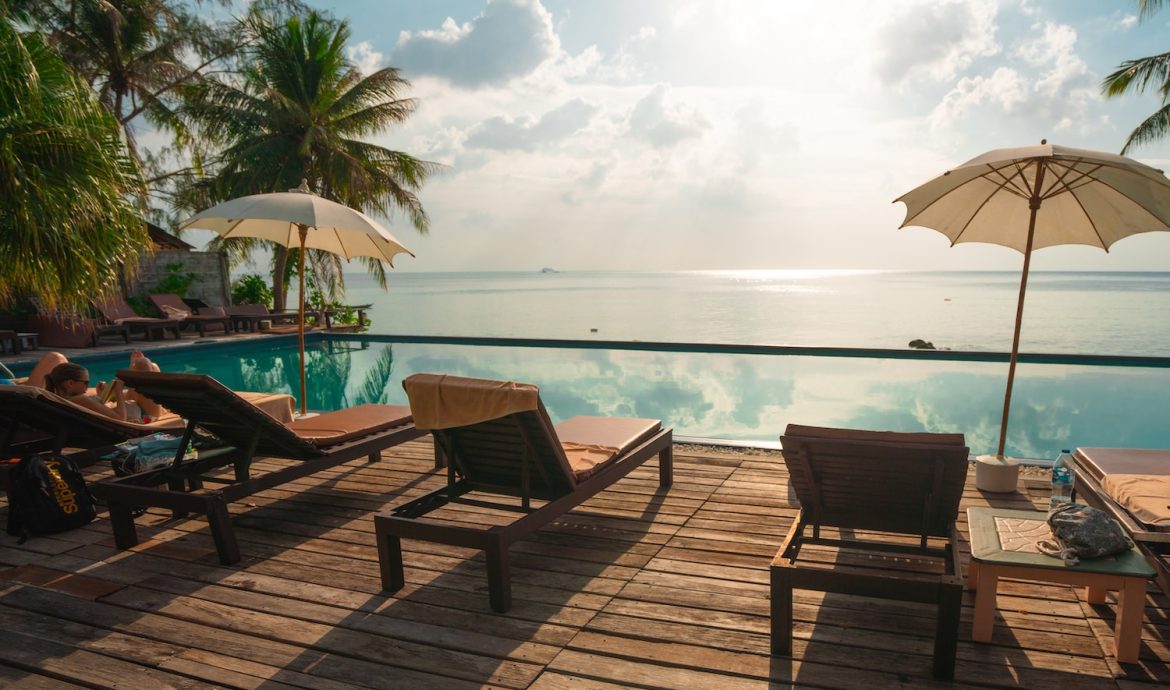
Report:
231,274,274,306
0,16,149,313
150,261,198,297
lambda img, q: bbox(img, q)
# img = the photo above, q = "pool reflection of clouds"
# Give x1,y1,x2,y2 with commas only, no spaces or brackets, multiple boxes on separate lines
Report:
387,344,1170,459
69,339,1170,461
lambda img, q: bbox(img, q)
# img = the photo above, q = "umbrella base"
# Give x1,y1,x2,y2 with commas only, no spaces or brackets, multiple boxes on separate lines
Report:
975,454,1020,493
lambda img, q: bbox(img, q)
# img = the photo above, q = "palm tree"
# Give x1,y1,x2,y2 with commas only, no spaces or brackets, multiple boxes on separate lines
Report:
1102,0,1170,152
0,13,149,313
10,0,239,161
181,10,438,311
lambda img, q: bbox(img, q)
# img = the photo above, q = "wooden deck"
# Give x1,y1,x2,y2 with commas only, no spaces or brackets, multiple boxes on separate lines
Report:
1,440,1167,689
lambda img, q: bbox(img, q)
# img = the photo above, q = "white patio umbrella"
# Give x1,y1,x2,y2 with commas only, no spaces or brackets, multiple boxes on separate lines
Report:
179,181,414,415
896,141,1170,458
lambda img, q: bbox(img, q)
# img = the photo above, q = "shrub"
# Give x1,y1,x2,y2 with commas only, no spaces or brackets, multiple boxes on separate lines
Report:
231,274,274,306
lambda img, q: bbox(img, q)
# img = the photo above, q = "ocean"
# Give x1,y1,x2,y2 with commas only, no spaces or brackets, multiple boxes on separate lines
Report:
339,270,1170,356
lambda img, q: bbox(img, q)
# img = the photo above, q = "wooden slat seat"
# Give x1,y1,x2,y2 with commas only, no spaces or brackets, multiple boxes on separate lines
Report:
90,370,426,564
0,385,184,467
772,424,969,680
375,372,673,612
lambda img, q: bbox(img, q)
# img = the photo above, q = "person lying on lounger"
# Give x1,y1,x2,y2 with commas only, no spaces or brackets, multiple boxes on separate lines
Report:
27,350,164,421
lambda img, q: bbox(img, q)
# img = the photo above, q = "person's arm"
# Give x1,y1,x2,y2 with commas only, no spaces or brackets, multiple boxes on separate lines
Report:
76,380,128,420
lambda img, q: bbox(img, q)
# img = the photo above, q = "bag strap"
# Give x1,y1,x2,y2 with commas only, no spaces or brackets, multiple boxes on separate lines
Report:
1035,536,1080,566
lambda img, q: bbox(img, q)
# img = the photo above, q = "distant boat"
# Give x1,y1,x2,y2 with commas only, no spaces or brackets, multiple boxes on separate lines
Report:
540,267,559,273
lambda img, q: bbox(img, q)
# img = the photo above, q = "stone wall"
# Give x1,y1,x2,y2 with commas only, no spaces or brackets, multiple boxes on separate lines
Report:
128,249,231,307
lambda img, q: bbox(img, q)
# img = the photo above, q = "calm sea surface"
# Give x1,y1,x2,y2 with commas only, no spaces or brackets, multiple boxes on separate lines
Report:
343,270,1170,356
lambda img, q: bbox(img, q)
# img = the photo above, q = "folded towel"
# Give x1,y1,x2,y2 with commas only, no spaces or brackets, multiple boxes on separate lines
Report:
404,373,539,430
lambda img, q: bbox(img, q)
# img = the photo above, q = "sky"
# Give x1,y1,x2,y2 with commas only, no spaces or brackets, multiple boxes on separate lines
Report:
186,0,1170,273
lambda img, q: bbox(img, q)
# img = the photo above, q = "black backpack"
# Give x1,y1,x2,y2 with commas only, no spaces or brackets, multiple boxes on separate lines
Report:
5,454,96,543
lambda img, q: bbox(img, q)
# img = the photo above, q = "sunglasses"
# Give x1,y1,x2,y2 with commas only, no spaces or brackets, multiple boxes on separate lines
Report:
75,378,89,385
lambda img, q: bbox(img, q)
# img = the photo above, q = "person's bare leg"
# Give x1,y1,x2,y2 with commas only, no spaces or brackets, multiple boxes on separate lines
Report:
25,352,68,388
126,350,163,416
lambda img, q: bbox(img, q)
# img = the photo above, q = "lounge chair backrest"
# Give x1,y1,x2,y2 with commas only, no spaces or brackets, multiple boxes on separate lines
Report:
780,424,969,539
116,370,324,460
403,373,577,500
0,385,152,449
94,297,137,322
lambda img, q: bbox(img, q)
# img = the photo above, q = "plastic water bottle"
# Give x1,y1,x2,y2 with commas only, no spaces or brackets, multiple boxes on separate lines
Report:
1049,449,1075,511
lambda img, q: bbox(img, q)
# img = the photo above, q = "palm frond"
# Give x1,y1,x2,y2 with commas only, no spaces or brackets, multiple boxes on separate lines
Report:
1102,52,1170,99
1121,102,1170,153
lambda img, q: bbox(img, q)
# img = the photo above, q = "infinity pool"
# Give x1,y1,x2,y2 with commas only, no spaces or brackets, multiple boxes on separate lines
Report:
24,334,1170,460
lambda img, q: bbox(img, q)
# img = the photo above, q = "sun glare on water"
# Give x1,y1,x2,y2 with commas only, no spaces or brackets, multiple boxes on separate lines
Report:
696,269,892,281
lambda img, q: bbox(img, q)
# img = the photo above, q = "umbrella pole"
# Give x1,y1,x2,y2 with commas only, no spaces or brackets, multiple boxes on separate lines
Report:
996,173,1045,457
297,225,308,416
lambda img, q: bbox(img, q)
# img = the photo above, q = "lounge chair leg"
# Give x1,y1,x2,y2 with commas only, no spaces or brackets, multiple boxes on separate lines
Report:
377,531,406,592
485,541,512,613
658,444,673,488
107,501,141,550
166,477,190,519
205,494,241,565
933,583,961,680
770,567,794,656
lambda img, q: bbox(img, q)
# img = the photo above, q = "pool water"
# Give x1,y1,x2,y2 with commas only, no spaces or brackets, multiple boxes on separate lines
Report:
32,335,1170,461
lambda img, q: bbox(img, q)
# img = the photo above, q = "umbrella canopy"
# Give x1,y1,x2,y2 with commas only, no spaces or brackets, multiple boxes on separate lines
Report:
178,181,414,265
895,141,1170,457
179,181,414,415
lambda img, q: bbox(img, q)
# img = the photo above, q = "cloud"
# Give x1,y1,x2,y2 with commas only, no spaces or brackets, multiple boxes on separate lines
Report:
346,41,383,76
928,21,1096,134
465,98,599,151
391,0,559,87
875,0,999,86
928,67,1029,130
1015,22,1091,100
627,84,708,148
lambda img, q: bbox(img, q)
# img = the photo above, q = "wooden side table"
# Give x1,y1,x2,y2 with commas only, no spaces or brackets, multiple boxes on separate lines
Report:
967,507,1154,663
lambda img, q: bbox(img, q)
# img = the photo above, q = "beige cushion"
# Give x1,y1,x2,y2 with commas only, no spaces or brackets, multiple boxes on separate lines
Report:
556,415,660,479
1100,474,1170,531
404,373,539,430
286,404,411,446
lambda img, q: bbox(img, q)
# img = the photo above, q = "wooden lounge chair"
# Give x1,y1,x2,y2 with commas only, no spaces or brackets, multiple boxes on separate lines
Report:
0,384,184,465
772,424,969,680
93,370,427,564
94,297,183,341
1073,447,1170,593
224,304,301,332
375,373,673,612
148,293,231,336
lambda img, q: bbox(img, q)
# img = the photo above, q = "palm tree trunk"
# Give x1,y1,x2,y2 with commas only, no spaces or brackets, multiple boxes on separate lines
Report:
272,245,290,312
